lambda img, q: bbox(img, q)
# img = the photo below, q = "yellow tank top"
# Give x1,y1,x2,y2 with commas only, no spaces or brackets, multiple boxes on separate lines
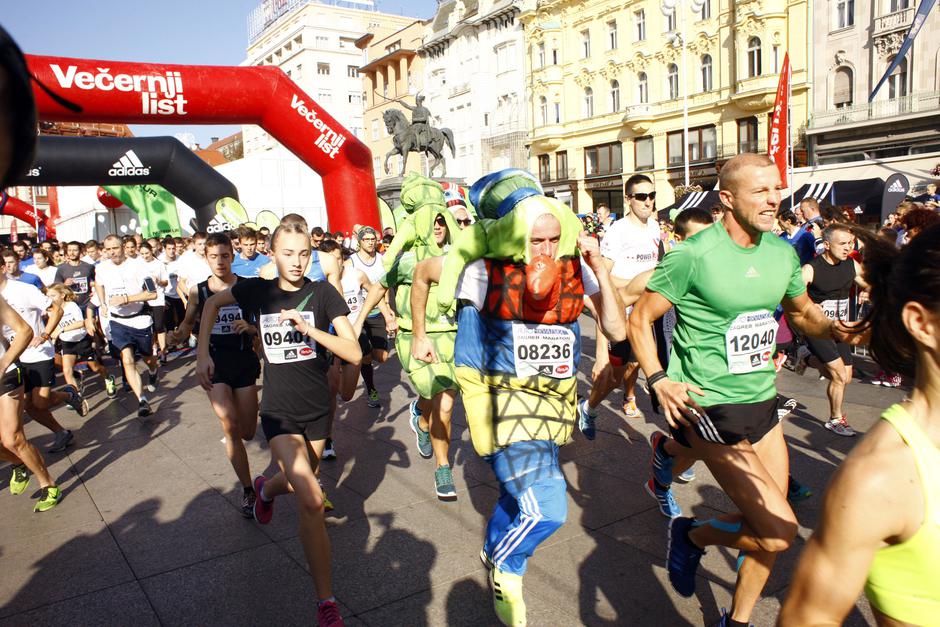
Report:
864,404,940,626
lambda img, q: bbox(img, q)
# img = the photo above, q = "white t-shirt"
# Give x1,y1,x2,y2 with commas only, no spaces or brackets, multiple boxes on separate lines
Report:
1,279,55,363
25,264,58,287
143,259,169,306
57,301,88,343
95,258,154,330
340,270,365,324
600,215,661,280
178,251,212,294
456,258,600,310
350,252,384,316
165,258,183,299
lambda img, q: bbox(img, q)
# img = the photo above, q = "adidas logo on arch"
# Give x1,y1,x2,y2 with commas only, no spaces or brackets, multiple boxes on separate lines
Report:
108,150,150,177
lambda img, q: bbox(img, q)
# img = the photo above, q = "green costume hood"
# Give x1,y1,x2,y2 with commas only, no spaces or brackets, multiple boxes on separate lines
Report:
435,169,584,314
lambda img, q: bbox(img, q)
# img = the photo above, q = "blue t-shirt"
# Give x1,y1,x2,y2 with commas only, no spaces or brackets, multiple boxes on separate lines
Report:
780,228,816,265
231,252,270,278
14,271,44,290
18,258,34,272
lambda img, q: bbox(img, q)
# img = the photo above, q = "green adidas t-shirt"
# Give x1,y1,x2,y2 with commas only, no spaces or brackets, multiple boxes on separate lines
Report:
646,221,805,406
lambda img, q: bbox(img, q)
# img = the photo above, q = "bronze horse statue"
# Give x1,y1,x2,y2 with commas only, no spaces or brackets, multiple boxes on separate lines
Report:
382,109,455,178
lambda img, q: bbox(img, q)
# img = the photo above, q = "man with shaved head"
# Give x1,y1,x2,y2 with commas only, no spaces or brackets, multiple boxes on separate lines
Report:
628,153,860,626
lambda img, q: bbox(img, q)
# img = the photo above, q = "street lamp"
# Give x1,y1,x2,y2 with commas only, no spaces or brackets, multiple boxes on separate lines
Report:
661,0,706,187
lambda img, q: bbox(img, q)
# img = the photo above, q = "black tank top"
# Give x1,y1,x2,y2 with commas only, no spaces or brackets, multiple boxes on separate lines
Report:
807,255,855,303
197,276,255,353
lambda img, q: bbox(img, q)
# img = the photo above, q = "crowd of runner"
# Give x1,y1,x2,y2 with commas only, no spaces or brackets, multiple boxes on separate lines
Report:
2,25,939,627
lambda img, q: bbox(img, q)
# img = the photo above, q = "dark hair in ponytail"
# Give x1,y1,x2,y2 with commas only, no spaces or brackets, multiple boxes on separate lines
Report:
852,222,940,379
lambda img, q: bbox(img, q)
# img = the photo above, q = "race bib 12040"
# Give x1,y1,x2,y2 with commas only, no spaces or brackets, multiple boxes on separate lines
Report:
259,312,316,364
724,310,778,374
511,322,575,379
212,305,243,335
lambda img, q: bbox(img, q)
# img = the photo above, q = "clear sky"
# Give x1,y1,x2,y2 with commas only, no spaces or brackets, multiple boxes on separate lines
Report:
3,0,438,146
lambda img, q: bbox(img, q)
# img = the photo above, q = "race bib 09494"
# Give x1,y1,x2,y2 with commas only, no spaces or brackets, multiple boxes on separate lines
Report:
212,305,243,335
511,322,575,379
260,312,317,364
724,310,778,374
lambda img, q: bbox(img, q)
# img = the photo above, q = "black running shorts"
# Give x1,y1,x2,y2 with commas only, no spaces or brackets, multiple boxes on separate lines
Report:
60,336,96,359
805,336,853,366
361,315,389,353
210,349,260,389
671,396,780,447
261,412,330,442
0,367,23,395
150,305,166,334
22,359,56,392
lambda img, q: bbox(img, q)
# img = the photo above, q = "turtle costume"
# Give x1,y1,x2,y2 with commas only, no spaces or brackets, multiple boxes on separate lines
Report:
429,169,593,593
382,173,468,399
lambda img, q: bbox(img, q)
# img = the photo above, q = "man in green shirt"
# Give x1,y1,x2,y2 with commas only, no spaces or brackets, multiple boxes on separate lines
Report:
628,153,859,627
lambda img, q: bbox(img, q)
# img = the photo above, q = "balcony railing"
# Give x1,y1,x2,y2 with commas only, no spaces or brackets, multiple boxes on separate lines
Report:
809,91,940,129
539,168,578,183
874,7,915,36
716,141,767,159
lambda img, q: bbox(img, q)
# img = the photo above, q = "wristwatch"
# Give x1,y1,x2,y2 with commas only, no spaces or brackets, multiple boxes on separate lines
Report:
40,332,50,341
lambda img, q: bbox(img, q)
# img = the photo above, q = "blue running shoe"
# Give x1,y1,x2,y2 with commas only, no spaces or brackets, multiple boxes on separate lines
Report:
787,475,813,503
578,398,596,440
649,431,674,487
667,517,705,598
677,467,696,483
645,478,682,519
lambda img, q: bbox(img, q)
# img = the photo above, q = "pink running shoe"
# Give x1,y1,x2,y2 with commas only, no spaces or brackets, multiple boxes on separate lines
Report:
252,475,274,525
317,600,344,626
884,373,903,388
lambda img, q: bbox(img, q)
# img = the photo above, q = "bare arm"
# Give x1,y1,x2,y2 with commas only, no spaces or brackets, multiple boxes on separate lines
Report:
411,256,444,363
853,259,868,290
581,233,625,343
616,268,654,309
168,286,201,345
305,315,362,365
801,263,814,286
37,301,64,347
195,290,237,390
319,253,343,294
782,292,838,340
95,282,108,316
0,296,32,372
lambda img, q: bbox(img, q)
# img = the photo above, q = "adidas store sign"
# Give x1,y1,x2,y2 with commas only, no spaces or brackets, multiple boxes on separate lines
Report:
109,150,151,177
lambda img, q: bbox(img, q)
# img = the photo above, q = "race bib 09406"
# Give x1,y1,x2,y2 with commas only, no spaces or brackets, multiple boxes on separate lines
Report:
212,305,243,335
511,322,575,379
260,312,317,364
724,310,778,374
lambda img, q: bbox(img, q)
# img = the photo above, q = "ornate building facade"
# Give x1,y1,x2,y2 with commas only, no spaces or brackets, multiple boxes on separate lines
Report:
806,0,940,168
417,0,529,182
522,0,810,212
358,19,428,183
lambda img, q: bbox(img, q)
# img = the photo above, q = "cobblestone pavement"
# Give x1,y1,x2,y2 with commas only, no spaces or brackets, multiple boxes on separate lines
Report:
0,320,900,626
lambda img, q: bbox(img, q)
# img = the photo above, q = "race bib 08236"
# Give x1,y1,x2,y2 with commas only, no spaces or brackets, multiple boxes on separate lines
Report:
511,322,575,379
724,310,778,374
260,312,316,364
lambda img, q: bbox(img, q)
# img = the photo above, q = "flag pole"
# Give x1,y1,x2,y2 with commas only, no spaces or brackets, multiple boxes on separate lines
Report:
787,59,794,208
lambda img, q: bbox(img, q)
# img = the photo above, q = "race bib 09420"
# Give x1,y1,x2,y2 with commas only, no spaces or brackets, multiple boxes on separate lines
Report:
260,312,316,364
511,322,575,379
724,310,778,374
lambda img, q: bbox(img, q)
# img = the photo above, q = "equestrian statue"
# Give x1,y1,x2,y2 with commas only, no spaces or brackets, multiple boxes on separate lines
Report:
383,95,455,178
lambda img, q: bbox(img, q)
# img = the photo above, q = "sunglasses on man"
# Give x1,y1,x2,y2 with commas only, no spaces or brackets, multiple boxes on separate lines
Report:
627,192,656,202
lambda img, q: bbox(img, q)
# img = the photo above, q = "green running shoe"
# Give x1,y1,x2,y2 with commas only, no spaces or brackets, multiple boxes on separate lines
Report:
9,464,29,495
34,485,62,512
105,375,117,399
367,389,381,408
490,568,526,626
435,465,457,501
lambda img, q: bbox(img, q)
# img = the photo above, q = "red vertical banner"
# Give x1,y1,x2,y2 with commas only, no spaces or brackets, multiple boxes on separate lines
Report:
767,52,790,188
10,220,17,242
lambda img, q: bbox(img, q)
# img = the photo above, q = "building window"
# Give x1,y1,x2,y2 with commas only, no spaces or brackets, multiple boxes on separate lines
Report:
667,126,716,165
496,43,516,74
539,96,548,125
638,72,649,104
537,42,545,68
737,117,760,153
552,48,559,65
834,67,853,108
317,62,330,76
581,30,591,58
538,154,551,181
891,0,912,10
608,21,618,50
348,92,362,105
553,101,561,123
635,9,646,41
701,55,713,92
665,10,677,32
747,37,762,77
888,55,908,100
371,119,380,140
347,65,359,78
584,142,623,176
835,0,855,29
315,35,329,47
317,90,332,103
667,63,680,100
583,86,594,118
557,151,568,179
373,156,381,177
773,45,780,73
635,136,654,170
700,0,711,20
610,80,621,112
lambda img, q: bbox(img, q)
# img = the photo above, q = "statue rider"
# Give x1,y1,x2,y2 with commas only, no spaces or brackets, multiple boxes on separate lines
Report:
400,94,431,151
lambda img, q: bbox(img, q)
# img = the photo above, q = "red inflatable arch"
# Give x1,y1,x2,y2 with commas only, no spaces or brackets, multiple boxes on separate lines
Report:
0,193,56,238
25,55,378,235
